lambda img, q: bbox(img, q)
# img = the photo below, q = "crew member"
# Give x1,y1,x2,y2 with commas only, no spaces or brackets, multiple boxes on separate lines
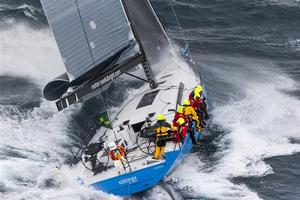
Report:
175,117,188,143
200,97,209,120
182,99,200,129
189,85,203,101
152,114,176,159
190,92,202,112
173,105,188,127
190,93,206,128
108,142,129,172
182,99,200,145
190,88,210,121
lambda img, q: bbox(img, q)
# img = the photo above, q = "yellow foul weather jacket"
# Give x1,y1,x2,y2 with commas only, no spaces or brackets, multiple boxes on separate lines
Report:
153,121,177,137
183,106,200,125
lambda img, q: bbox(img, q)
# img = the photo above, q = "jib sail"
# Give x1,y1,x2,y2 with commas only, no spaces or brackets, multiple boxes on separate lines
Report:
122,0,171,66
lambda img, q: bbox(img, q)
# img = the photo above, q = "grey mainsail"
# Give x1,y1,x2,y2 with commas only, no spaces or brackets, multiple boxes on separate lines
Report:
41,0,172,111
41,0,138,80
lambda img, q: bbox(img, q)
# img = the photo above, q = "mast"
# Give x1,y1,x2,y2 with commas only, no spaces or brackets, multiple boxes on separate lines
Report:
121,0,172,89
41,0,172,111
121,0,158,89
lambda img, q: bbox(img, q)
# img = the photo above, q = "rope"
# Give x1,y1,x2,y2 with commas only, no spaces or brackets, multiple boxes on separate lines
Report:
168,0,204,84
168,0,187,46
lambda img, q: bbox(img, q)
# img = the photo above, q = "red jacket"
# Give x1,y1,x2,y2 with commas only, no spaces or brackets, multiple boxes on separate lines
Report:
189,91,195,102
190,98,203,112
179,125,188,138
173,125,188,143
173,112,188,127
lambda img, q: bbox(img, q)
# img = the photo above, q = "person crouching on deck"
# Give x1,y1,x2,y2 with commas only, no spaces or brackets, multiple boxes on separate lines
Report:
190,92,206,128
152,114,177,160
182,99,201,145
108,142,129,173
174,117,188,143
189,85,209,120
173,105,188,127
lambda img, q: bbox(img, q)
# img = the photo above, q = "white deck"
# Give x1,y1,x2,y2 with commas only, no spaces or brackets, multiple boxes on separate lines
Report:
80,65,200,184
83,140,181,185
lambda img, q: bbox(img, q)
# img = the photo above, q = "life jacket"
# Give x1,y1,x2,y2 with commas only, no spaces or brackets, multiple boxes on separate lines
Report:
153,120,176,137
183,105,198,121
109,145,126,160
173,112,188,127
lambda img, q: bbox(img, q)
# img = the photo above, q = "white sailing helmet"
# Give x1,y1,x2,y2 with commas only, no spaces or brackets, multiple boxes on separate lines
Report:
108,142,117,150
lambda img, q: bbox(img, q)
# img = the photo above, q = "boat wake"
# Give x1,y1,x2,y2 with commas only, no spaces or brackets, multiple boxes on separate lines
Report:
0,25,119,200
2,9,300,200
167,56,300,199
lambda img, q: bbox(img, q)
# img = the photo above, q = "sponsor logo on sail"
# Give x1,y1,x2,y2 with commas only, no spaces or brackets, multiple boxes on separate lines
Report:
91,70,121,90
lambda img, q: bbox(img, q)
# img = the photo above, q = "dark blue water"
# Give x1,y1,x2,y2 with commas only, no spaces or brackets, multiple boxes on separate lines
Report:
1,0,300,199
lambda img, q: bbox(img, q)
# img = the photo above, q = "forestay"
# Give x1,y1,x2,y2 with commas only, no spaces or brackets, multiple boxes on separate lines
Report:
41,0,139,81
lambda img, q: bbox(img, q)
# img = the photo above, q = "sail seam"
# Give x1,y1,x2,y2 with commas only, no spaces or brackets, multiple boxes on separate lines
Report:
74,0,96,68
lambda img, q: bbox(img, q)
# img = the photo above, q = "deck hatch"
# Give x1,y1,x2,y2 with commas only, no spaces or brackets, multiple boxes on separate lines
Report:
132,121,145,133
136,90,160,109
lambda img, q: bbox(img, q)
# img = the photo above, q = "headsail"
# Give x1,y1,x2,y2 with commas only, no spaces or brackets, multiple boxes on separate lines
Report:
122,0,172,66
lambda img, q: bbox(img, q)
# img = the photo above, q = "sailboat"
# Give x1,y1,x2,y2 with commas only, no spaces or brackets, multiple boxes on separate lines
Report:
41,0,205,196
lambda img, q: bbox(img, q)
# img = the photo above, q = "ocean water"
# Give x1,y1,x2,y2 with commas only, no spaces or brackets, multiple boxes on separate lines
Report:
1,0,300,199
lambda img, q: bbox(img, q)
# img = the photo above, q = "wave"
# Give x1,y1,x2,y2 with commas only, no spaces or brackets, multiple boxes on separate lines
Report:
263,0,300,7
0,24,115,199
0,3,41,21
285,38,300,50
0,24,64,85
169,54,300,199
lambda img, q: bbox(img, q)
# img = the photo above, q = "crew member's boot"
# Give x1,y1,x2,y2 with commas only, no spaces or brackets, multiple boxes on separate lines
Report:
190,131,200,145
152,146,161,159
161,146,166,159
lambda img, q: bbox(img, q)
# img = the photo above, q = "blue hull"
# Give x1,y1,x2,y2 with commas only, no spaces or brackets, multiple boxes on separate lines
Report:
90,128,201,196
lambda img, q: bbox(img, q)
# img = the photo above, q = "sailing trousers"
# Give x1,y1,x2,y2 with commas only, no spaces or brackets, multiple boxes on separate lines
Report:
154,136,167,159
189,130,197,144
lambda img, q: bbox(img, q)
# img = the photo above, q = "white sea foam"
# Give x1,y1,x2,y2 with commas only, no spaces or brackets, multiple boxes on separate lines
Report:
0,25,114,199
171,58,300,199
265,0,300,7
285,38,300,50
0,99,116,199
0,24,64,84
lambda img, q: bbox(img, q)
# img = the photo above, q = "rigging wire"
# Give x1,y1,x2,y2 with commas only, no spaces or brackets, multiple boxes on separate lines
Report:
167,0,204,84
70,2,206,141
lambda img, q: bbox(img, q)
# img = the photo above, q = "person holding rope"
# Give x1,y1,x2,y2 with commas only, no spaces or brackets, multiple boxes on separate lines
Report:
152,114,176,160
